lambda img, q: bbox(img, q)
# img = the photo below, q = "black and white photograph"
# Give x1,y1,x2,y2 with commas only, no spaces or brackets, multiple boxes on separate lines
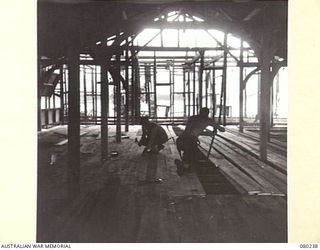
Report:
1,0,320,246
36,0,288,243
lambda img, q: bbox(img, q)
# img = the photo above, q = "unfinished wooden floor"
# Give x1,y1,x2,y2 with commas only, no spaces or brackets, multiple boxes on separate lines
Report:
37,125,287,243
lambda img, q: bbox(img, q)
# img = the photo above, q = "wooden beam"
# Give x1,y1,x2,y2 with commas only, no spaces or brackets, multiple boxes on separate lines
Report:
38,61,42,131
192,64,196,115
183,68,186,117
67,44,80,198
145,21,228,30
212,62,216,117
94,66,98,124
222,33,228,126
205,30,239,63
52,83,56,123
131,57,136,121
83,66,87,122
116,53,122,143
172,65,175,121
243,67,260,89
91,67,95,124
153,51,158,120
239,39,244,133
125,46,130,132
60,66,64,125
238,62,260,67
133,57,141,123
187,70,191,117
259,48,272,161
205,71,209,108
101,63,108,160
198,50,204,109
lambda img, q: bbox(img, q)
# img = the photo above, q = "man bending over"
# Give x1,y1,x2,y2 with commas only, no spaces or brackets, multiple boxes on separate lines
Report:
175,107,225,175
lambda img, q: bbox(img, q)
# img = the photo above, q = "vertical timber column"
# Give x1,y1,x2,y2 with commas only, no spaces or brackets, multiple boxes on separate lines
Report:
153,52,157,120
67,44,80,197
37,61,42,131
199,50,204,109
94,66,98,124
116,53,121,142
131,57,136,120
259,47,272,161
222,34,228,126
172,65,175,121
239,40,244,132
125,46,129,131
270,83,274,129
205,72,209,108
212,63,216,117
183,68,186,117
100,63,108,160
134,58,141,123
52,86,56,123
91,68,95,124
83,66,87,122
60,65,64,125
187,70,191,117
45,97,49,126
193,64,196,115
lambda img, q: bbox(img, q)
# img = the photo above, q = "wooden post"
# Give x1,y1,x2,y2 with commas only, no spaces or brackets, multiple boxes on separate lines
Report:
193,64,196,115
116,53,122,143
91,67,95,124
153,51,157,120
188,70,191,117
52,85,56,123
125,46,129,131
218,72,224,124
60,66,64,125
205,71,209,108
212,63,216,117
67,45,80,197
101,63,108,160
239,39,244,132
270,83,274,129
134,58,141,123
145,64,151,116
160,29,163,47
259,48,272,161
45,97,49,127
37,61,42,131
257,72,261,123
183,68,186,117
199,50,204,109
131,57,136,121
222,33,228,126
94,66,98,124
83,66,87,122
172,64,175,122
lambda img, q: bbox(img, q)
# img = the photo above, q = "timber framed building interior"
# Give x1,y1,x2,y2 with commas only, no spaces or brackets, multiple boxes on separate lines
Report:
37,0,288,243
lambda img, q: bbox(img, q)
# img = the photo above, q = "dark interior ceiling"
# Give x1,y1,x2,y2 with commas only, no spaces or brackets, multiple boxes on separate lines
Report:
38,0,287,61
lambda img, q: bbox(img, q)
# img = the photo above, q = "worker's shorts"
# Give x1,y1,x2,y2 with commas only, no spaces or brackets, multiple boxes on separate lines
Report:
176,133,198,163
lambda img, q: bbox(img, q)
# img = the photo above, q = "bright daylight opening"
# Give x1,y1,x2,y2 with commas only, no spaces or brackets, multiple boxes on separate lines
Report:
129,11,288,121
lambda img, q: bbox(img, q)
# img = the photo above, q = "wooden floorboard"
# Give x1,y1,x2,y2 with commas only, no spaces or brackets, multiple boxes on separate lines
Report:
37,125,287,243
199,136,286,195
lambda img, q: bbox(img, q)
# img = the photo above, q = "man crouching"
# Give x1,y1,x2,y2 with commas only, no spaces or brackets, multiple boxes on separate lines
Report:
136,116,168,154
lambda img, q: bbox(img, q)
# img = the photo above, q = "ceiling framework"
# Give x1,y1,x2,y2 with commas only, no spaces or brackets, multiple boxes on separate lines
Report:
38,0,287,63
